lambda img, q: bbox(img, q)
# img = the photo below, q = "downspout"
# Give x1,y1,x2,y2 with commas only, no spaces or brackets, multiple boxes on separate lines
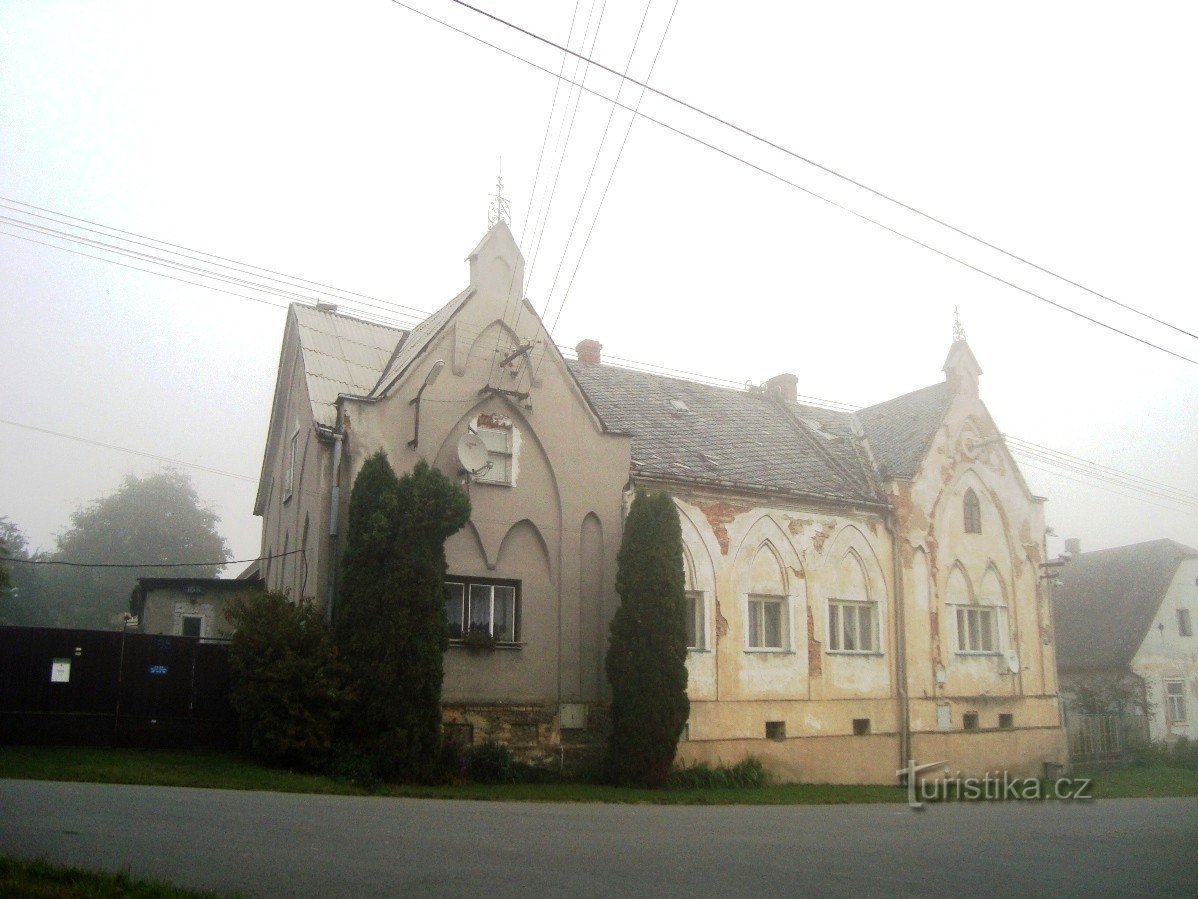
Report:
885,510,910,780
326,429,344,626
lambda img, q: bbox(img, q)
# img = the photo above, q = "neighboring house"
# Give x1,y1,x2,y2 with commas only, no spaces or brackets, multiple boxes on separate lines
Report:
254,218,1066,783
1054,539,1198,743
130,577,264,640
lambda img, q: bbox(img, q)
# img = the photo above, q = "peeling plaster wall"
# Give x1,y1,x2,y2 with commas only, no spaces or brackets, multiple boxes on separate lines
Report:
1131,558,1198,742
893,392,1065,771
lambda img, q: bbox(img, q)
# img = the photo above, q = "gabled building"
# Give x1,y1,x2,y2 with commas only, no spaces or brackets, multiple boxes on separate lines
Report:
1054,539,1198,743
254,219,1066,782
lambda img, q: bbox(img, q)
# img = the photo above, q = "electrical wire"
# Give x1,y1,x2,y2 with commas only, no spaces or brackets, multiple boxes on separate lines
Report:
451,0,1197,344
383,0,1196,366
5,549,304,569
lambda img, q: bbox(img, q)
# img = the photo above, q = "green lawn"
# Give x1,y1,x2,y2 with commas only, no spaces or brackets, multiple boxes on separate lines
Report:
0,855,233,898
0,746,1193,804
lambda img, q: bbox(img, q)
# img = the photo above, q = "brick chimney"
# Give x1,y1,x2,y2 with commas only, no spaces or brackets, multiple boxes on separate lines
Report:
764,373,798,404
575,339,602,365
1064,537,1081,558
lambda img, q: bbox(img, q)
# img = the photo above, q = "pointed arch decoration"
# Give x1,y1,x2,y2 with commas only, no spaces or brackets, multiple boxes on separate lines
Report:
963,487,981,534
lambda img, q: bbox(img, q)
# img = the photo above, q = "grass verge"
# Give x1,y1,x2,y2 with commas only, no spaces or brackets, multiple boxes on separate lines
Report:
0,855,232,898
0,746,1193,804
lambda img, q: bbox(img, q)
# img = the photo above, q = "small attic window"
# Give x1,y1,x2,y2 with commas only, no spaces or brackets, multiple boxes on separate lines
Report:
699,452,718,470
963,488,981,534
669,399,691,414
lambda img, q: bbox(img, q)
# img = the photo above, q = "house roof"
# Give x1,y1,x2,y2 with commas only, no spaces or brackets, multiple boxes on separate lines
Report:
566,361,883,505
1053,538,1198,671
856,381,952,480
291,305,407,428
282,298,961,505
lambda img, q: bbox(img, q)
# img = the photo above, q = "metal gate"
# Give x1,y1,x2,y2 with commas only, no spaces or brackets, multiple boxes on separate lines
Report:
0,625,236,749
1066,710,1150,766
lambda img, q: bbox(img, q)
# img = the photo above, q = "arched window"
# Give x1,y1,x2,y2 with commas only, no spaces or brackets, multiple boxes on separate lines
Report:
963,488,981,534
828,550,878,653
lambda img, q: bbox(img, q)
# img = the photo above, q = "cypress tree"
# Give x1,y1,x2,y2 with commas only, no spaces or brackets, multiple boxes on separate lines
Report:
605,489,690,787
337,452,470,781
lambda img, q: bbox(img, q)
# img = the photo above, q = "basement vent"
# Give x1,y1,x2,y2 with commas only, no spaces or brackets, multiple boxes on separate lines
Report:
765,721,786,741
852,718,871,736
963,712,979,731
998,713,1014,729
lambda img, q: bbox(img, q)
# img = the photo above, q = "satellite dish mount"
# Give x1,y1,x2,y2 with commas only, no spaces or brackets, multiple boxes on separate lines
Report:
457,431,492,478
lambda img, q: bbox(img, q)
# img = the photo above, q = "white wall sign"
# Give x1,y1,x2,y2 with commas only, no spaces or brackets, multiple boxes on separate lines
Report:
50,658,71,683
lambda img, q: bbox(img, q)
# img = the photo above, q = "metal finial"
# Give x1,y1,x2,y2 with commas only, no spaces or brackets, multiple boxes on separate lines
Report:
488,159,511,227
953,305,966,343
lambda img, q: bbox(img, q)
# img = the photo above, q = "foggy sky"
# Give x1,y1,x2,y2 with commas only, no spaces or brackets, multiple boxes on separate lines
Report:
1,0,1195,569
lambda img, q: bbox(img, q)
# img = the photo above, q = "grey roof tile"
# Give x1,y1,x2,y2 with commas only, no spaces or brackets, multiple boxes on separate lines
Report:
856,381,951,479
1053,539,1197,671
292,305,406,428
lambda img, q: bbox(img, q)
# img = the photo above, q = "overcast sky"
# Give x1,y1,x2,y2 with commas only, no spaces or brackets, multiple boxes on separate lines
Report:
1,0,1195,569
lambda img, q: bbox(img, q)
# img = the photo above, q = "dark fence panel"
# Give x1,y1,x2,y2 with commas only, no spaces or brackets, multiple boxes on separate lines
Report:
0,626,236,749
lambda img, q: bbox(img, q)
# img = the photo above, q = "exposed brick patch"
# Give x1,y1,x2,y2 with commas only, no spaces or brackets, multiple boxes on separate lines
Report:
807,606,822,677
696,501,750,555
790,566,805,580
715,601,729,639
786,517,813,535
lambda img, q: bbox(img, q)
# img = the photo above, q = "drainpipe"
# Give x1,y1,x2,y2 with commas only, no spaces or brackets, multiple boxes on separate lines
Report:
885,510,910,779
326,430,344,626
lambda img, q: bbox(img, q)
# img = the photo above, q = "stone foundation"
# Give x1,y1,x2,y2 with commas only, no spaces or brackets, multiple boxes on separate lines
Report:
442,703,609,776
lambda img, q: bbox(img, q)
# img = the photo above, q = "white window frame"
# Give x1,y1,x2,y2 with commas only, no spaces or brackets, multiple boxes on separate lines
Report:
284,429,299,499
474,425,513,486
685,591,705,651
746,594,787,651
1165,679,1186,722
828,599,878,653
445,577,520,643
956,605,999,654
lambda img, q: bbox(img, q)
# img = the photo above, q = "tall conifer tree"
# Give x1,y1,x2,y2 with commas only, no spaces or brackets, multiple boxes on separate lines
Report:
605,489,689,787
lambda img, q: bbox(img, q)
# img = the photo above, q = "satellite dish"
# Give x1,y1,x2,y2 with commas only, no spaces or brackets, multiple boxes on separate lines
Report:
457,431,488,474
1004,649,1021,674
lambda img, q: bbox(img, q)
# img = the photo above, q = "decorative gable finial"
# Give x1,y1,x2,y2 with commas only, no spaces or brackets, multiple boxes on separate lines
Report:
953,305,966,343
488,158,511,228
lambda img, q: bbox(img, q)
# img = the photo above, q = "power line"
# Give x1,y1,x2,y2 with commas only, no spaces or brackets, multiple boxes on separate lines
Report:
5,549,303,569
389,1,1196,365
451,0,1197,344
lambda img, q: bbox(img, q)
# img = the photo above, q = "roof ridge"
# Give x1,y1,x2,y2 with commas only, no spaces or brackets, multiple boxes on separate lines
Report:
858,379,947,414
293,302,410,335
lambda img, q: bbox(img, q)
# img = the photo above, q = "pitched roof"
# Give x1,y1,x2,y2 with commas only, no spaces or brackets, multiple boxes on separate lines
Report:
566,361,882,504
291,305,406,428
1053,539,1198,671
369,291,470,399
856,381,951,479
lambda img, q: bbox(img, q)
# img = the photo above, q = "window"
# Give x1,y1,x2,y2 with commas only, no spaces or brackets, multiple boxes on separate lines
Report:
445,578,518,643
747,596,786,649
957,605,997,653
285,429,299,498
685,591,704,650
1165,680,1186,722
1178,609,1193,637
852,718,871,736
181,616,202,638
963,712,979,731
828,600,877,652
765,721,786,741
474,423,513,485
963,488,981,534
998,713,1014,729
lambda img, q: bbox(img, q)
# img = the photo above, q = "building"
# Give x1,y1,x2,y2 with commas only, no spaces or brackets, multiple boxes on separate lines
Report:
1053,539,1198,744
254,219,1067,783
130,576,263,640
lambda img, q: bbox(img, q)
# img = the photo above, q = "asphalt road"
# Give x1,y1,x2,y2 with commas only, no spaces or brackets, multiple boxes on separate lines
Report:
1,780,1195,897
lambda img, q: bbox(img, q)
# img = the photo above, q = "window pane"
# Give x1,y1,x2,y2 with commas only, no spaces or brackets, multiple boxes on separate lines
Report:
445,583,464,638
748,600,762,647
477,427,509,452
484,453,510,483
468,584,492,634
829,604,840,651
493,586,515,642
181,616,202,638
967,609,979,651
764,601,782,648
842,603,856,651
957,609,966,651
686,593,699,649
859,605,874,651
979,609,994,651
